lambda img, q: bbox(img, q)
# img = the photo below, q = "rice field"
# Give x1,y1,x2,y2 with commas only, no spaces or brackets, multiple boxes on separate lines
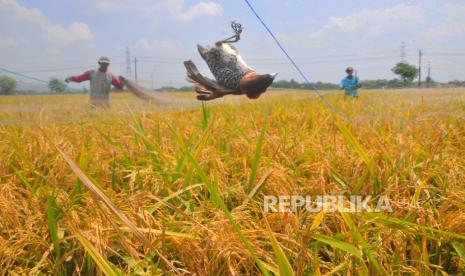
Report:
0,88,464,275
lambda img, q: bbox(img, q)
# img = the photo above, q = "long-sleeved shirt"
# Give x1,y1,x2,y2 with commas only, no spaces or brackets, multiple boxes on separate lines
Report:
340,76,359,97
69,68,122,107
70,69,123,89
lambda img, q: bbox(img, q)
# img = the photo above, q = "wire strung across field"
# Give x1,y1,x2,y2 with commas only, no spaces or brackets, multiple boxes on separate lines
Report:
242,0,354,122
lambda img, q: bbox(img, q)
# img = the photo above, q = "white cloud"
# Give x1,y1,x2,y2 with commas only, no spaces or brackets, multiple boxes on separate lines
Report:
426,4,465,38
1,0,44,22
311,4,423,38
274,33,299,45
0,36,17,47
92,0,223,21
93,0,162,13
301,2,465,82
0,0,93,47
132,38,181,52
43,22,93,47
165,0,223,21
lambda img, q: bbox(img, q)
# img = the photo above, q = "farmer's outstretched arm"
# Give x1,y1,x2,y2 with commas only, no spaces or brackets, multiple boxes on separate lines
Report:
340,78,345,90
111,75,123,89
65,71,90,83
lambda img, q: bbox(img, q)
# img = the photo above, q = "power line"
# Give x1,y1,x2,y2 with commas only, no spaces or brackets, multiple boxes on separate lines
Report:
243,0,349,123
7,61,125,73
3,50,463,74
138,51,404,62
425,52,465,56
136,54,400,66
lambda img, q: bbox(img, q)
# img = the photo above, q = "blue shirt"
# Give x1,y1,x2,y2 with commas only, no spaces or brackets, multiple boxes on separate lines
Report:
340,76,359,97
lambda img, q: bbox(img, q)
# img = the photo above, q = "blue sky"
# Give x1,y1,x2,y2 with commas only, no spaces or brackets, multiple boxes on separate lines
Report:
1,0,465,90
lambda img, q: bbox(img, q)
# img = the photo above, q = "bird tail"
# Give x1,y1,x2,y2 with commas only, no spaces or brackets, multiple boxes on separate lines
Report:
183,60,236,100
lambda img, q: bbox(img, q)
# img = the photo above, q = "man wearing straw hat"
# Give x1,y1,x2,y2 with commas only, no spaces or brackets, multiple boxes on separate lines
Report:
340,66,361,99
65,56,123,108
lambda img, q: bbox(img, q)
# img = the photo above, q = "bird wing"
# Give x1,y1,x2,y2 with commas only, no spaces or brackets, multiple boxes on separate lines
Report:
218,43,253,73
184,60,238,101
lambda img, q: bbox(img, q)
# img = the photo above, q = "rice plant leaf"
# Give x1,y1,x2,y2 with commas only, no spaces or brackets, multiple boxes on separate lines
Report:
312,233,363,261
113,227,199,240
310,211,325,231
351,168,370,195
60,168,180,274
223,110,252,144
46,195,61,259
330,169,348,189
95,127,116,146
452,242,465,264
264,218,295,276
54,145,152,248
10,165,33,190
245,169,272,203
169,125,270,276
247,122,268,193
363,213,465,240
201,101,209,130
340,212,381,273
335,121,373,173
186,152,270,275
72,228,122,276
148,183,204,213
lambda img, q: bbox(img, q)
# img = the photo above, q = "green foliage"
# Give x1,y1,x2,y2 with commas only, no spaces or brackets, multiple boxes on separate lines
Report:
46,195,62,259
391,62,418,86
48,78,67,93
447,80,465,87
2,90,465,274
271,78,339,90
152,86,195,92
314,81,340,90
0,75,17,95
272,78,304,89
425,76,435,87
361,79,403,89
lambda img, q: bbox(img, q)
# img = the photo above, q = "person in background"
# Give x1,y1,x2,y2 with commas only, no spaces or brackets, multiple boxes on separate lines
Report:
65,57,123,108
340,66,361,99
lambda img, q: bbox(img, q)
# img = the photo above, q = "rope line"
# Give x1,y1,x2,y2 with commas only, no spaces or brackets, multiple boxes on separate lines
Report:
242,0,350,121
0,67,49,84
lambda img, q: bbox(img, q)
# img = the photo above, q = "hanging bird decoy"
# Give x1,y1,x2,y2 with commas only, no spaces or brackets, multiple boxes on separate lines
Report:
184,21,277,101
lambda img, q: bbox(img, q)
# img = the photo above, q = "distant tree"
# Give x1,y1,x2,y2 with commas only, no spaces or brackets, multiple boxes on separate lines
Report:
178,86,195,92
0,75,17,95
425,76,435,87
160,86,176,92
387,78,403,88
48,78,67,93
314,81,339,90
447,80,465,87
392,62,418,86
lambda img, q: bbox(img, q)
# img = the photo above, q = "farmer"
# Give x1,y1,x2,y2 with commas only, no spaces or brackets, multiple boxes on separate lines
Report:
65,57,123,108
340,66,361,99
